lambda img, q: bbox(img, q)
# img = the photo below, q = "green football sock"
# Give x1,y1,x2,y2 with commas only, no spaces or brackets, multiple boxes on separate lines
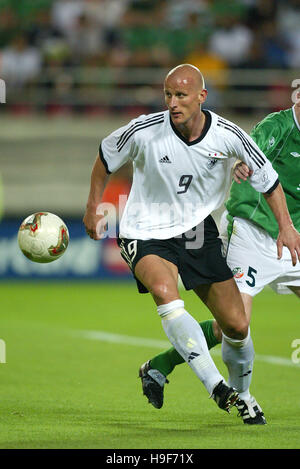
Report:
200,319,220,351
149,319,220,377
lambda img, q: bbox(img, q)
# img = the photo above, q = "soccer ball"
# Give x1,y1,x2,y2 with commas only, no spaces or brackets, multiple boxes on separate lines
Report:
18,212,69,263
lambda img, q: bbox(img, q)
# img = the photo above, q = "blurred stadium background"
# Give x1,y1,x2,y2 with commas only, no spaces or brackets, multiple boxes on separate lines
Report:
1,0,299,281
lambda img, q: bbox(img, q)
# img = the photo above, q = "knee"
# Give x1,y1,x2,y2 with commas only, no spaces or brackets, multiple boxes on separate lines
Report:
150,280,178,304
222,317,249,340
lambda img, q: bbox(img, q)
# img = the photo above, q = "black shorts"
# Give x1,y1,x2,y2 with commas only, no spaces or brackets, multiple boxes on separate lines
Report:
117,215,233,294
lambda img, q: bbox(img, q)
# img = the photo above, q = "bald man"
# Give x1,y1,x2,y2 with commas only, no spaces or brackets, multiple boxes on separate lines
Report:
83,64,300,423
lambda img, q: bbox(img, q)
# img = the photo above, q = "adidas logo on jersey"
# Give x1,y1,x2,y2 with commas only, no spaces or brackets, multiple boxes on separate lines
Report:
159,155,172,163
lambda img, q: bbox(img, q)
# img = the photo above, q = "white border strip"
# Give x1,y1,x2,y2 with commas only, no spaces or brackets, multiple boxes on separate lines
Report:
79,330,298,369
82,330,170,349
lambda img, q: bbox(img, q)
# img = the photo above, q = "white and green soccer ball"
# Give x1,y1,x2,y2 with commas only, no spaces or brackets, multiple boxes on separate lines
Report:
18,212,69,263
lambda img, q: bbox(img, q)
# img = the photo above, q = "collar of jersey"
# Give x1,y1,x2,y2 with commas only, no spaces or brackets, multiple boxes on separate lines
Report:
169,109,212,146
292,105,300,131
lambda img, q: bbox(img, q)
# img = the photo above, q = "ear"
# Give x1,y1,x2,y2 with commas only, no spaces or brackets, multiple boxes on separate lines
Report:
199,88,208,104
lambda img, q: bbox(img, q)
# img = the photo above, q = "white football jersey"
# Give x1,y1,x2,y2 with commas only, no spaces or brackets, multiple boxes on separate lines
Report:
100,110,279,240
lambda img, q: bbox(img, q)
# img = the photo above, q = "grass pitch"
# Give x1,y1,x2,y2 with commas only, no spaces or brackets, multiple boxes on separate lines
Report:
0,281,299,449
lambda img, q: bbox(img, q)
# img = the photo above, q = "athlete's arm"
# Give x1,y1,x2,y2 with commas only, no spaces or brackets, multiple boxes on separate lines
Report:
263,183,300,266
233,161,300,265
83,154,110,240
83,114,143,239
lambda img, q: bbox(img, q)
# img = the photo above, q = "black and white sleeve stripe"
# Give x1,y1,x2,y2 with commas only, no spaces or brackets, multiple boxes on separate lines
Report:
99,142,111,174
116,114,164,152
265,178,279,194
217,118,267,169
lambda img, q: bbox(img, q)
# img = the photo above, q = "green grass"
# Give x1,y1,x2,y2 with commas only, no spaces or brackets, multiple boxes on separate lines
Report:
0,282,299,449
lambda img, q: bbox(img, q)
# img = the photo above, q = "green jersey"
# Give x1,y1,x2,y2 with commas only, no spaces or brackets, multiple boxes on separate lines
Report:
226,106,300,239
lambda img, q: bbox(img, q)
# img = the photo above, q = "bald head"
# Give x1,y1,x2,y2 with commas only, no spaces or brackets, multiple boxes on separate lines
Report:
164,63,207,130
164,64,205,91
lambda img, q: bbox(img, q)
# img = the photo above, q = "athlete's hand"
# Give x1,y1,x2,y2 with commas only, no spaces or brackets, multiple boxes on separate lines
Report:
83,207,107,240
233,161,253,183
277,225,300,266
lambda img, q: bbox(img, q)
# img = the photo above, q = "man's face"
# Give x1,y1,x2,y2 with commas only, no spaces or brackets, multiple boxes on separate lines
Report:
164,74,207,126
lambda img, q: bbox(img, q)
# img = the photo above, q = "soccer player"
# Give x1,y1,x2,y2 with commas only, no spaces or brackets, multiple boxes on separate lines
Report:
83,64,300,420
140,94,300,424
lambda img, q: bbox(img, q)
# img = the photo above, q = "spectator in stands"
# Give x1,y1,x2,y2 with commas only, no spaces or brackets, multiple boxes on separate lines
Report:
184,38,228,88
277,0,300,69
27,7,63,49
238,37,269,69
81,0,130,30
121,0,165,27
51,0,129,37
0,6,19,48
258,20,288,68
245,0,278,29
41,38,75,113
51,0,84,35
209,12,253,67
165,0,212,30
67,12,105,61
0,34,41,88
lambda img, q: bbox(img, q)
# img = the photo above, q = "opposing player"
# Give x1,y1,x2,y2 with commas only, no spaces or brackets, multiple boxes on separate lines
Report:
140,93,300,424
83,65,300,420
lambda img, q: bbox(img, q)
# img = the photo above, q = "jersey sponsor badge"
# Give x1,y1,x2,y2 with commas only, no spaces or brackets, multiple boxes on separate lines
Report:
260,170,269,184
207,152,223,169
207,157,218,169
267,136,275,149
232,267,244,279
253,168,269,188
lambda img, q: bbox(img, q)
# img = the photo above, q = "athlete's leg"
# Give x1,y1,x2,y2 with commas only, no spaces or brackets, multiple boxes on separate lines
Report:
240,293,254,318
135,255,228,396
139,276,253,384
147,289,253,379
134,254,179,305
194,279,254,399
288,286,300,298
212,319,222,342
150,319,219,377
193,278,248,339
213,292,253,338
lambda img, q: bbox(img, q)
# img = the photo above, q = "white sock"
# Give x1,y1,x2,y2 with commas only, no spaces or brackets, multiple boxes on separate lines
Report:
222,329,254,401
158,300,224,395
